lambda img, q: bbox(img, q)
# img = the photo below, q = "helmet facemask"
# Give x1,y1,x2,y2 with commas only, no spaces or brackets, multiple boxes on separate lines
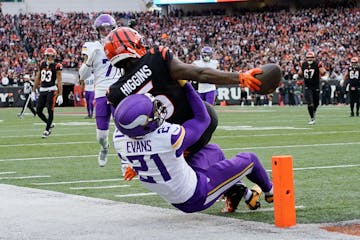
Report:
201,46,212,62
114,94,167,139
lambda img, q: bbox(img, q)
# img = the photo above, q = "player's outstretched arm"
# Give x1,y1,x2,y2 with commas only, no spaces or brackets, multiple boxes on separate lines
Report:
169,57,262,91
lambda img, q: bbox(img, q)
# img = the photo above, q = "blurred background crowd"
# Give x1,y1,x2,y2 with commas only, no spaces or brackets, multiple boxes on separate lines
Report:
0,2,358,94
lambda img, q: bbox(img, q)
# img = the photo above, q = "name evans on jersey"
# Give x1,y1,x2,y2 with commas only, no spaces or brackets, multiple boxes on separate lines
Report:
126,140,152,153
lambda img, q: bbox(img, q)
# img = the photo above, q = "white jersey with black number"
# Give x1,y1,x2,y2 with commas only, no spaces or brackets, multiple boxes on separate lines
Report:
113,122,197,204
193,59,218,93
84,74,95,92
86,41,121,98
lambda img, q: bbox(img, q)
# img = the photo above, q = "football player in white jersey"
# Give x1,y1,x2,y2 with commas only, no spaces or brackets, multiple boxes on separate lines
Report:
79,42,95,119
192,46,218,105
79,14,121,167
112,82,273,213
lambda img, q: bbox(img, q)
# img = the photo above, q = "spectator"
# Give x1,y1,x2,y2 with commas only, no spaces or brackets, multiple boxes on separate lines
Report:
7,92,14,107
321,81,332,105
68,91,75,106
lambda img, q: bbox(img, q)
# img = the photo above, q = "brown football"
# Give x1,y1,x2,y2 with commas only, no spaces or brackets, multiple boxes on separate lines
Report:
255,64,282,95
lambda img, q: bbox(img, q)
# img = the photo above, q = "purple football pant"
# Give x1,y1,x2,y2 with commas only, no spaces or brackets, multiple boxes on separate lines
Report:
198,91,216,105
85,91,94,117
95,96,114,130
172,144,272,213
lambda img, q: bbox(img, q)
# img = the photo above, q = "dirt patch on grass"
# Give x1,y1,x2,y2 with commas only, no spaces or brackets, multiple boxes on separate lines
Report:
321,223,360,236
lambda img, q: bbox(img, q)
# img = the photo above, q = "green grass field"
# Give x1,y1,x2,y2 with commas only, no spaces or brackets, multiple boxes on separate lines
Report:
1,105,359,224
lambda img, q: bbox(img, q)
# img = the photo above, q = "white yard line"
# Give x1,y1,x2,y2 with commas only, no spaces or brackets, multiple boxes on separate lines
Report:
0,133,94,139
1,141,360,162
236,205,305,213
28,165,359,186
0,141,95,147
32,178,124,185
114,192,157,198
214,130,360,138
0,175,50,180
70,185,130,190
293,164,360,170
0,154,101,162
223,141,360,151
0,171,16,175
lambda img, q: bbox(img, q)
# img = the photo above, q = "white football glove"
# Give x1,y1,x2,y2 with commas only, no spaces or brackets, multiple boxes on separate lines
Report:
31,92,36,101
56,95,63,106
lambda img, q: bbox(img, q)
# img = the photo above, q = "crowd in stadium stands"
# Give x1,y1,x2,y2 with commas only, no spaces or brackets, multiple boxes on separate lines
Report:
0,3,358,104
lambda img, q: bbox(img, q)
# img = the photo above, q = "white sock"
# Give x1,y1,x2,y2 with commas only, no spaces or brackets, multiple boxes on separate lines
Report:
244,188,252,201
265,187,273,196
96,129,109,149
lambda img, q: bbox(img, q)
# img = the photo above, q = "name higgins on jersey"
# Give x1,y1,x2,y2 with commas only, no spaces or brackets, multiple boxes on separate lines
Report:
120,65,152,96
126,139,152,153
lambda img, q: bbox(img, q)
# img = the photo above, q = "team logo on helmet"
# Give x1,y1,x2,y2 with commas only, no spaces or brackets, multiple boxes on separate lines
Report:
44,48,57,56
306,51,315,64
93,14,117,40
201,46,212,62
114,94,167,138
104,27,146,66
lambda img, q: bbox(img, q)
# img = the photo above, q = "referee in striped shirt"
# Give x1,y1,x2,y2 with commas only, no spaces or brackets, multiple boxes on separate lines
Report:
18,74,37,119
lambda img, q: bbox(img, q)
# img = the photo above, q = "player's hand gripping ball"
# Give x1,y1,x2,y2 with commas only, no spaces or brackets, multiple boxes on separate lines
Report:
255,64,282,95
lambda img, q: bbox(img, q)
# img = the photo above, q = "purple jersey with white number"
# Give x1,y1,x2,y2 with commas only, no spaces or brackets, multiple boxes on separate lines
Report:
113,123,197,204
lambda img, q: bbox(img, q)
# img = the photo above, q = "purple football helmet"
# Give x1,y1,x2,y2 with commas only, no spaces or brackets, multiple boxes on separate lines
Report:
93,14,117,39
114,94,167,138
201,46,212,62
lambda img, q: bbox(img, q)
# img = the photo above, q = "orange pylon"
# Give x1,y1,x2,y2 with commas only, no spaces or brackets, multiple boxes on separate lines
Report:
271,155,296,227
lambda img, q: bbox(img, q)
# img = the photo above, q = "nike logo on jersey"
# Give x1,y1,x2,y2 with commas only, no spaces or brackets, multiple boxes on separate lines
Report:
120,65,152,96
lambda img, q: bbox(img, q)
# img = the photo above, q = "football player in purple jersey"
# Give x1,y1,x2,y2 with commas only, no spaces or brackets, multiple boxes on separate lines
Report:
112,82,273,213
104,27,266,211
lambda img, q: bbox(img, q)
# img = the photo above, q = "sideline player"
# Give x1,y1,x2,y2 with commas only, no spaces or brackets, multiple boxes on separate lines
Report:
17,74,36,119
32,47,63,138
79,42,95,119
79,14,121,167
112,82,273,213
193,46,218,105
298,51,326,125
341,57,359,117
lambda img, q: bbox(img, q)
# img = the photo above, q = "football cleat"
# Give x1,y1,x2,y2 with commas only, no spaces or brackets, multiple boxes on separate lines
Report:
98,144,109,167
41,130,51,138
265,194,274,203
221,184,246,213
17,113,24,119
308,119,315,125
49,123,55,132
245,185,262,210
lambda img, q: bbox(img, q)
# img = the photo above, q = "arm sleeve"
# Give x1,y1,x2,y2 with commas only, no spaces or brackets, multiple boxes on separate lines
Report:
172,82,210,155
79,63,92,81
